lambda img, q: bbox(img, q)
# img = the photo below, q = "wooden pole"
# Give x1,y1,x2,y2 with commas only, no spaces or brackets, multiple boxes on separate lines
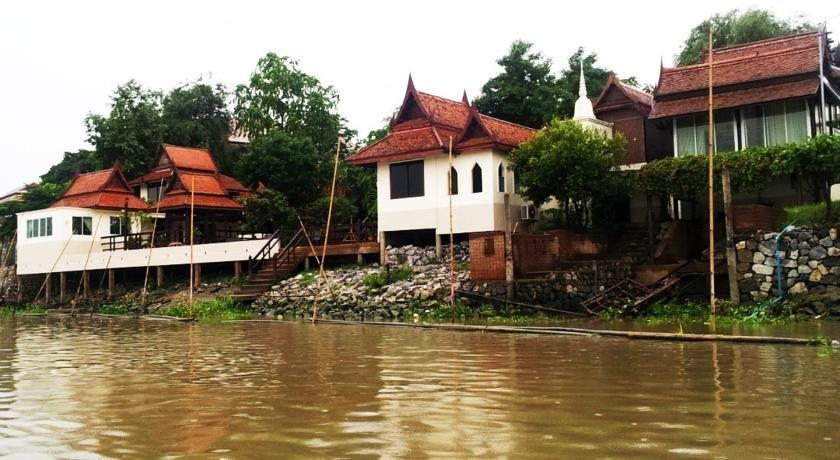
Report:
189,177,195,317
311,137,342,322
71,215,104,311
156,266,164,287
722,169,740,305
448,136,455,322
141,178,165,305
707,27,717,316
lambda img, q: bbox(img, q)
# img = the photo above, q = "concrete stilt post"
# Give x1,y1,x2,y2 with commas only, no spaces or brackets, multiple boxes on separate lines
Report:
108,269,115,298
156,266,164,287
234,261,242,285
82,271,90,299
16,276,23,304
379,231,386,265
356,253,364,266
59,272,67,303
194,263,202,286
44,274,51,304
435,234,443,258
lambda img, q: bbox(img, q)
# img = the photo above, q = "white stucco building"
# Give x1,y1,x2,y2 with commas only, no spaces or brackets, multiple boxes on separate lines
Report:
348,77,538,245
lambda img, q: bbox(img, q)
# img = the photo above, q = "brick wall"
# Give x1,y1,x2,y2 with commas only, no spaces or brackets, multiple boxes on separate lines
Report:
512,230,607,275
733,204,783,233
469,232,506,281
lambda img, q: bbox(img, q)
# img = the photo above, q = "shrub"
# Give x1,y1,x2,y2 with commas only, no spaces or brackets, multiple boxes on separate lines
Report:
362,266,414,291
158,296,251,320
99,304,129,315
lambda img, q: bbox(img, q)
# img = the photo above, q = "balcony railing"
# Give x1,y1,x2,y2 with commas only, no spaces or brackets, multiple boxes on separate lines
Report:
100,221,377,252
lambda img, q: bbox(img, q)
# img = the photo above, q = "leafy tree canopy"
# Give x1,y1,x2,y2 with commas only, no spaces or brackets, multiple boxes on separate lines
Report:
474,40,563,128
675,9,814,66
509,119,626,229
40,149,100,184
234,53,342,155
235,128,324,211
161,81,235,173
0,182,66,240
85,80,165,178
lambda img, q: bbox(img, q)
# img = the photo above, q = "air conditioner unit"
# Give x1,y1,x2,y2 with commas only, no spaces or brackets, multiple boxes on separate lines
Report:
520,204,536,221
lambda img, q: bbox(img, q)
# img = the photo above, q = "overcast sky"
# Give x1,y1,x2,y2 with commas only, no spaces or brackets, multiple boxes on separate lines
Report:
0,0,837,193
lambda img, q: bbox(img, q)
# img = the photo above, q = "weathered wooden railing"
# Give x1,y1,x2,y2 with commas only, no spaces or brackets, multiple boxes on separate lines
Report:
101,229,270,251
248,227,304,279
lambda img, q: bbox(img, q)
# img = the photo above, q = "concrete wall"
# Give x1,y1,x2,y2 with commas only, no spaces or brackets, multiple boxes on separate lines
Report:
377,150,532,236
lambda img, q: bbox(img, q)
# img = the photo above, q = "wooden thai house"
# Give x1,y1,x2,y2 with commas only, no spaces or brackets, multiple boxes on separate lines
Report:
129,144,252,245
593,73,672,166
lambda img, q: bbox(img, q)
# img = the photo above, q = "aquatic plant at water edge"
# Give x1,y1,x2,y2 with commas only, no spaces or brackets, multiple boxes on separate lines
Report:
158,296,251,320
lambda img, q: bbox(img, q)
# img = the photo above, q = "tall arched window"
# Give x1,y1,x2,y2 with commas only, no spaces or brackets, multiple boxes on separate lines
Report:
448,167,458,195
498,163,505,193
472,163,483,193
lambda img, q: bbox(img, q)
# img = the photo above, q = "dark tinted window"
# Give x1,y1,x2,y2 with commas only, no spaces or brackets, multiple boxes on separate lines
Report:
472,163,483,193
390,160,424,199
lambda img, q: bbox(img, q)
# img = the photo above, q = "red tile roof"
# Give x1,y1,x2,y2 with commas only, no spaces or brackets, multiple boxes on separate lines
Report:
161,144,219,172
155,193,243,211
51,166,149,211
348,77,534,165
219,174,249,193
652,78,820,119
651,32,826,119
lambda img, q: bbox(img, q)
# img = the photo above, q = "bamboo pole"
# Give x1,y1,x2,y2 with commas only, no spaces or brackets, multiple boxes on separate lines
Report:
707,27,717,316
71,215,104,312
141,178,166,305
448,136,455,322
32,230,75,304
297,214,322,267
305,319,828,346
189,177,195,318
722,169,740,305
311,137,342,322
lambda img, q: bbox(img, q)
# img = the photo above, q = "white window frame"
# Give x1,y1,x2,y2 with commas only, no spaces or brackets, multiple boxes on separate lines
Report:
738,100,811,148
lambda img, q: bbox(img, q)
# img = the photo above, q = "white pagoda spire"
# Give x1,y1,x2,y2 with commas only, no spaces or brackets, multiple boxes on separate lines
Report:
573,56,595,120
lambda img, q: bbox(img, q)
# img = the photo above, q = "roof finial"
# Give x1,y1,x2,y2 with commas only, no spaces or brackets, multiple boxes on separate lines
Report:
573,54,595,120
578,56,587,98
462,90,470,106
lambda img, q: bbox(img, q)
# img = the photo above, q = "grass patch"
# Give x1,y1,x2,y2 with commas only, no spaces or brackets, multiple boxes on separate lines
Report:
362,266,415,292
98,304,130,315
157,296,252,321
784,201,840,226
0,305,47,316
299,271,318,287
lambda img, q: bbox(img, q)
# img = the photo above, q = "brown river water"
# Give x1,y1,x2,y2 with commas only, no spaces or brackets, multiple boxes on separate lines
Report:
1,316,839,459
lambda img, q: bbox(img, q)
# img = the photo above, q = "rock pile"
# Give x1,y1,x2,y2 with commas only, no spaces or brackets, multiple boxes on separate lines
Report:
736,225,840,313
252,243,471,320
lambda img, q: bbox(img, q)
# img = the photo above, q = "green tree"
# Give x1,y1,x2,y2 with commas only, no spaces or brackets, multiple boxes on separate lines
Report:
0,182,66,240
509,119,626,229
557,48,616,118
85,81,164,178
161,82,235,173
235,129,324,211
675,9,813,66
40,149,101,184
234,53,342,155
474,40,563,128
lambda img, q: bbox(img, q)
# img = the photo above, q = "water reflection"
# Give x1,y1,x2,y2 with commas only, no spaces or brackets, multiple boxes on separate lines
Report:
0,317,838,458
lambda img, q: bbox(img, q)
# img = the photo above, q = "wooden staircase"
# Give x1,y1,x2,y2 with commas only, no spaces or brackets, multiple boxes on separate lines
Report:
232,228,306,302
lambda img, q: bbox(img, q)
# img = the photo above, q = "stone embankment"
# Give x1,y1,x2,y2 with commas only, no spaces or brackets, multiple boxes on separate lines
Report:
736,225,840,314
253,243,471,320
